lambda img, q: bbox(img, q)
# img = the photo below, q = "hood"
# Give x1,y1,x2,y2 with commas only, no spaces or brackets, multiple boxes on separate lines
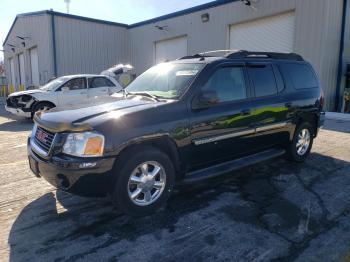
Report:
34,95,164,133
8,89,46,97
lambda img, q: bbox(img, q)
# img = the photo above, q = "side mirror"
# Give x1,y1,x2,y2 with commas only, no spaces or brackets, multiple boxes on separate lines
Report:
192,90,219,109
61,86,69,92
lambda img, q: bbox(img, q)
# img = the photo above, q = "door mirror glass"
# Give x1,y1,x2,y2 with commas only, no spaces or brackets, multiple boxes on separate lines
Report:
193,90,219,109
61,86,69,92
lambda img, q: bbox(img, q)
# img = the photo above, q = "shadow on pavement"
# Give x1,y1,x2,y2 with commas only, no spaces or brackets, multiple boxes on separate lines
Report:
323,118,350,134
8,153,350,261
0,109,33,132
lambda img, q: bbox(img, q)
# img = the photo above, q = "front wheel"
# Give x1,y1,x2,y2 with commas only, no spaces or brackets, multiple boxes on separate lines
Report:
110,146,175,216
287,122,314,162
31,102,54,119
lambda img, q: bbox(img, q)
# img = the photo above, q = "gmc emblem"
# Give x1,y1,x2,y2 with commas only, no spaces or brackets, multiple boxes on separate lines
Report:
36,130,48,143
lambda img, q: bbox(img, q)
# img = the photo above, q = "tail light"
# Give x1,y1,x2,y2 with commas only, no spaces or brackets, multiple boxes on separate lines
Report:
320,88,325,109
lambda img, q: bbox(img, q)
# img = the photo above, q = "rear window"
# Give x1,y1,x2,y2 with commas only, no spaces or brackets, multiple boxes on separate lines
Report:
280,63,318,89
247,65,278,97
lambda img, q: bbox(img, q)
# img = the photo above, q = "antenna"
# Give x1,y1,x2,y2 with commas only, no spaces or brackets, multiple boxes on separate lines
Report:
64,0,71,14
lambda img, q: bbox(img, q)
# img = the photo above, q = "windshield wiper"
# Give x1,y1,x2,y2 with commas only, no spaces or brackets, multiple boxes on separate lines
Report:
129,91,161,101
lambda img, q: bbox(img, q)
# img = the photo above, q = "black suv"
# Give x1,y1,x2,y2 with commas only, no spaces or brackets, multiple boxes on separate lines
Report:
28,51,325,216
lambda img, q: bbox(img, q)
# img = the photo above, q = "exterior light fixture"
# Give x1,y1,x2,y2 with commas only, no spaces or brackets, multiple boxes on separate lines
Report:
201,13,210,23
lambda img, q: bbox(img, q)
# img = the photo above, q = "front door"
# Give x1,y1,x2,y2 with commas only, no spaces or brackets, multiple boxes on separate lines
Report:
57,77,88,106
189,64,255,170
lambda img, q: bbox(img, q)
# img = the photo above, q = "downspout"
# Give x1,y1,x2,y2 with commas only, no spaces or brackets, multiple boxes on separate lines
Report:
335,0,347,112
51,12,58,77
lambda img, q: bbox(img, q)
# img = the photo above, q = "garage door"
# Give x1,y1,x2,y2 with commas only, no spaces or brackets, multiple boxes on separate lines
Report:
30,47,40,86
229,12,295,53
155,36,187,64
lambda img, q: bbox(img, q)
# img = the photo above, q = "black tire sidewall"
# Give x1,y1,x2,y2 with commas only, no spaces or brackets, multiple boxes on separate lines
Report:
111,146,175,216
289,122,314,162
32,102,54,118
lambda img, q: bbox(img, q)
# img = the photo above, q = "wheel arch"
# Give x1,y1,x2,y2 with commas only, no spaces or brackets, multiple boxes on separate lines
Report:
31,100,56,112
115,135,183,177
296,112,318,137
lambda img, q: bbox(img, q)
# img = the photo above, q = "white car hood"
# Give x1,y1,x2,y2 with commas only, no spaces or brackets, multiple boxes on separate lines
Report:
8,89,47,97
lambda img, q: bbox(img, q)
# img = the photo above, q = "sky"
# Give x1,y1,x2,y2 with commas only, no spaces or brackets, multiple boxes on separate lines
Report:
0,0,213,60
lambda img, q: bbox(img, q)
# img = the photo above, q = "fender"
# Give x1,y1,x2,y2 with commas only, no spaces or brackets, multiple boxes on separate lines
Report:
112,133,182,174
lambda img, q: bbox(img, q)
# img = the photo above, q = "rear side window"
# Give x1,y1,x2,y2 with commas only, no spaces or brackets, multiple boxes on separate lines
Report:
280,63,318,89
89,77,115,88
248,65,278,97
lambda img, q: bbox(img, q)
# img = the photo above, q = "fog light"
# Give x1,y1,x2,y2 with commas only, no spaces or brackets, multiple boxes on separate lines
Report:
79,162,97,168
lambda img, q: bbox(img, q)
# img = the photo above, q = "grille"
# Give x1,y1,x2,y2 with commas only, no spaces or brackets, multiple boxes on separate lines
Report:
34,126,56,153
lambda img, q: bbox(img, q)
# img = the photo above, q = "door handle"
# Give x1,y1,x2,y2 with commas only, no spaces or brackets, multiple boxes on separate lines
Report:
80,92,87,94
240,109,251,116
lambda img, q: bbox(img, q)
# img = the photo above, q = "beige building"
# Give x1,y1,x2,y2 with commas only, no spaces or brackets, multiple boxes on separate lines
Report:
3,0,350,111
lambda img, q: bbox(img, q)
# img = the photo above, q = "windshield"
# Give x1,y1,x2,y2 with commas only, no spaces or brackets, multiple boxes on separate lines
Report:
126,63,204,99
40,76,70,91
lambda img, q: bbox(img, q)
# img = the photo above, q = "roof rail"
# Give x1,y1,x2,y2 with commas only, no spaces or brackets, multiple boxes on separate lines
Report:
178,49,241,60
226,50,304,61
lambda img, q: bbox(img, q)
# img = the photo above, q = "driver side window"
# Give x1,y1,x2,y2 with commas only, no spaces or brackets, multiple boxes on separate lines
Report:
61,78,87,91
202,67,247,103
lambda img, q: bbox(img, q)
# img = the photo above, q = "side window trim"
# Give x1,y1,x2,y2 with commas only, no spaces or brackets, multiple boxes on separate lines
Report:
195,63,250,107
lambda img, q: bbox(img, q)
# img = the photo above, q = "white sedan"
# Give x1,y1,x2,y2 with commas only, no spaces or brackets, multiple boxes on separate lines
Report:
5,74,122,118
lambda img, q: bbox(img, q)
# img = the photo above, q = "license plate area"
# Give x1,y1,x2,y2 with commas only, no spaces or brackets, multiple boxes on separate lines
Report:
28,156,40,177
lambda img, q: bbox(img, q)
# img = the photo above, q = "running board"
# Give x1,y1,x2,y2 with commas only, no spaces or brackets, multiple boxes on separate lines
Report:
182,148,286,184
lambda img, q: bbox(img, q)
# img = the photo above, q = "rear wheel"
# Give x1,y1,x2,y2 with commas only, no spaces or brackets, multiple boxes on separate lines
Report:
287,122,314,162
110,146,175,216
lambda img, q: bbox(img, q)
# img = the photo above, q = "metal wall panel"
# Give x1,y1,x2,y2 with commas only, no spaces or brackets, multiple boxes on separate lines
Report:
129,0,344,110
4,14,53,88
54,16,129,76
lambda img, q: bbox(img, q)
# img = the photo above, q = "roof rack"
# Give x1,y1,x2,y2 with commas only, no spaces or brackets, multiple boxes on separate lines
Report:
178,49,240,60
226,50,304,61
178,50,304,61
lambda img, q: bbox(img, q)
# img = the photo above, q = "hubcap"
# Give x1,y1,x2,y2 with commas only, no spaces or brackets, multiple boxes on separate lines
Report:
127,161,166,206
296,128,311,156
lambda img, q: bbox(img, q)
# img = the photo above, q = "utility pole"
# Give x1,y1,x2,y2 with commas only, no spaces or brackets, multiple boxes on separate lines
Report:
64,0,71,14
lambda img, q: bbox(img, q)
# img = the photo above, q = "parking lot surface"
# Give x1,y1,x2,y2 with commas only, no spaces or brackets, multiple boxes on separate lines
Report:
1,107,350,262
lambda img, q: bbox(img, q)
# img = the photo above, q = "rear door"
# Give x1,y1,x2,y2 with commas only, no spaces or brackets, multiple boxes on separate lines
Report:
189,63,255,169
247,63,290,150
57,77,88,106
88,76,115,98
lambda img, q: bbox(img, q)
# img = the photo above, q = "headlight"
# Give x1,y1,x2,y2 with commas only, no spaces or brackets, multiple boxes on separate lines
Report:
62,132,105,157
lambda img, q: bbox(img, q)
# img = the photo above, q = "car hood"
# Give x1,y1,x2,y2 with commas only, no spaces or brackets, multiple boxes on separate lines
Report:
8,89,46,97
34,95,165,132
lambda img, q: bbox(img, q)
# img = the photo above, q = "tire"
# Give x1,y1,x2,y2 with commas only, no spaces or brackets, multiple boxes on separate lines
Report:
110,146,175,216
287,122,314,162
31,102,54,119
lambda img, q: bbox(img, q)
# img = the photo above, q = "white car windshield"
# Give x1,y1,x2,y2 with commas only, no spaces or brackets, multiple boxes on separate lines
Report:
126,63,204,99
40,76,70,91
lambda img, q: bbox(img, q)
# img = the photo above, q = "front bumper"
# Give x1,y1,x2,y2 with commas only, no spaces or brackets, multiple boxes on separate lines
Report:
5,105,31,118
27,137,116,197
